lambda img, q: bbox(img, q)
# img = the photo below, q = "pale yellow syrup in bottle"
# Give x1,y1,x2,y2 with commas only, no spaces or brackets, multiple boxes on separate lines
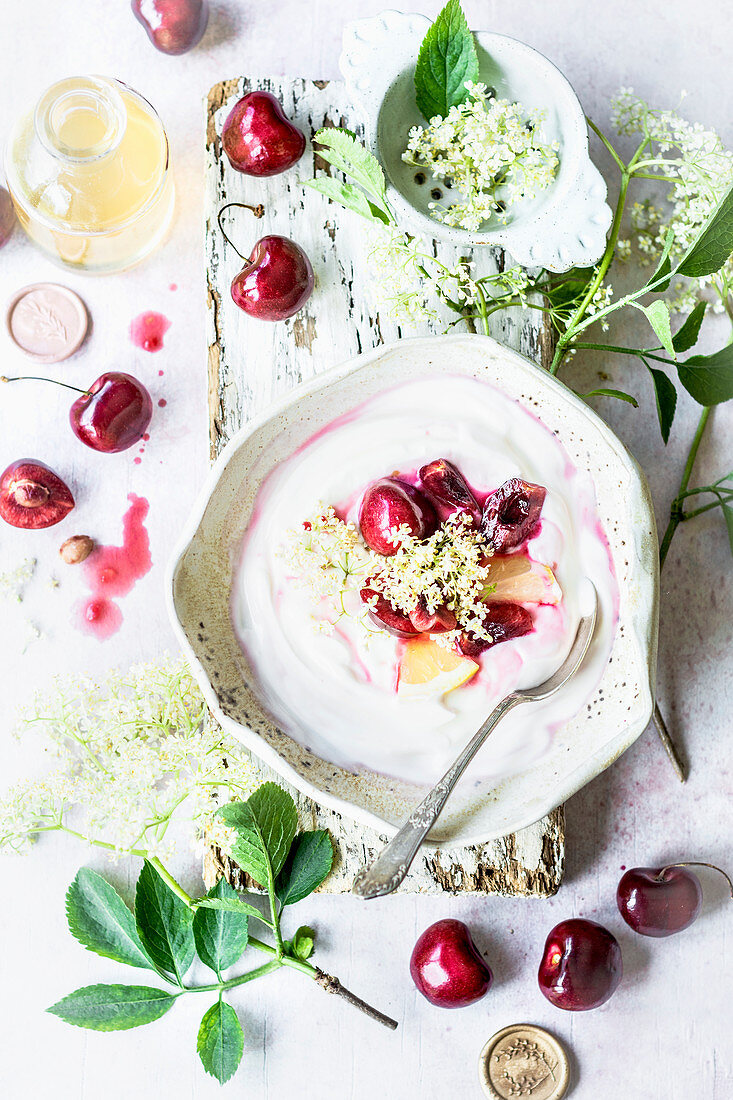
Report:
5,76,175,273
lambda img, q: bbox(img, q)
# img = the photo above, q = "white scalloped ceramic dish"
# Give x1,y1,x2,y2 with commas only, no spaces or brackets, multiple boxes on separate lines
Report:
339,10,612,272
167,335,658,846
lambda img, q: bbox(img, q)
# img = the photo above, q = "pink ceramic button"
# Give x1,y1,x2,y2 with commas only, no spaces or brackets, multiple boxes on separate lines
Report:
6,283,88,363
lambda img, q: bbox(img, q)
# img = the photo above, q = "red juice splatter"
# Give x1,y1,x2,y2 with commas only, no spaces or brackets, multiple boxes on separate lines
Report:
158,398,167,407
76,494,152,640
142,433,150,442
130,311,170,352
169,283,178,291
134,457,142,465
158,369,165,377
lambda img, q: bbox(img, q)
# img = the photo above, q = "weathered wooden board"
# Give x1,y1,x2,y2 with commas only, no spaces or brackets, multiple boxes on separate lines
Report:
204,76,563,896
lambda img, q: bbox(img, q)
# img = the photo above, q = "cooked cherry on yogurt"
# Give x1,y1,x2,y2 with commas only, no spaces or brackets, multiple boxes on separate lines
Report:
482,477,546,551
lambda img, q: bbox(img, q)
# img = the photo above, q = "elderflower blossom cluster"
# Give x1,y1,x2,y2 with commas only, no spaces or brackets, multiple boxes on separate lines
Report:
403,83,559,231
0,660,257,859
287,509,497,648
612,88,733,312
0,557,36,602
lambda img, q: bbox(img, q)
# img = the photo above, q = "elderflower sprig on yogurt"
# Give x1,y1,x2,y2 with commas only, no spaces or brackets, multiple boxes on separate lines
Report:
0,659,257,858
403,83,559,231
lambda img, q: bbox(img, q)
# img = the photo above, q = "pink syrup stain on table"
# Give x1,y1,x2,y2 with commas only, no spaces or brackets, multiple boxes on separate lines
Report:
130,311,170,352
76,494,152,640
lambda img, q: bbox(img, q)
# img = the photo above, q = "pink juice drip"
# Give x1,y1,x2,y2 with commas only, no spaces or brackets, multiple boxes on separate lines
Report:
130,311,170,352
77,494,153,640
332,625,373,684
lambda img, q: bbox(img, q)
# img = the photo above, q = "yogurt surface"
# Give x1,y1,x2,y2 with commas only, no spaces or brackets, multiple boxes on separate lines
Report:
232,376,617,784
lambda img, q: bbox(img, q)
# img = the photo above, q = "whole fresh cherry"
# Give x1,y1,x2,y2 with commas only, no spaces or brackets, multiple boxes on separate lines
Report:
230,235,314,322
70,372,153,453
359,477,438,556
482,478,546,551
222,91,306,176
538,918,622,1011
617,862,732,937
419,458,481,524
0,460,74,529
131,0,209,55
410,919,492,1008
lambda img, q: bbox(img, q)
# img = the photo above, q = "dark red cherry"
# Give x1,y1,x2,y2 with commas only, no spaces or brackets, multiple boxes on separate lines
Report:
408,598,457,633
617,862,732,937
0,460,74,529
131,0,209,55
482,478,546,551
459,602,533,656
230,235,314,322
70,372,153,453
410,919,492,1008
358,478,437,556
360,585,420,639
222,91,306,176
419,458,481,524
0,187,16,249
538,918,622,1011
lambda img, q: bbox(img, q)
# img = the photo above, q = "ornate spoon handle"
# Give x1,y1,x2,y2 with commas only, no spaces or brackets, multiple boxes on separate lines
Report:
352,694,522,899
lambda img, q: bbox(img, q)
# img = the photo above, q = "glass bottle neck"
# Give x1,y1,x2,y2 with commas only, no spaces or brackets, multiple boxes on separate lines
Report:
34,76,126,164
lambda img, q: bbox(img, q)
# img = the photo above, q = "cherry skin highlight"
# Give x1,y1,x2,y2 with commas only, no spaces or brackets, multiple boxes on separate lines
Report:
222,91,306,176
0,460,74,529
538,918,622,1011
410,919,492,1008
230,235,314,322
359,478,438,556
70,372,153,453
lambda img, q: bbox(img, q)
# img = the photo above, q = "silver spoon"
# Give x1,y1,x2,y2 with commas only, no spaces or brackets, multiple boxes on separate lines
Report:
352,583,598,900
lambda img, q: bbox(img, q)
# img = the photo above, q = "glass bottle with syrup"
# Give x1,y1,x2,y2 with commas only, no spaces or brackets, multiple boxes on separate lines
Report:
4,76,174,274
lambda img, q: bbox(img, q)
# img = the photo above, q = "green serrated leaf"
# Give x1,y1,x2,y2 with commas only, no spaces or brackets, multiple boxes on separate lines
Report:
672,301,706,353
193,896,266,921
66,869,155,972
414,0,479,122
647,367,678,444
218,783,298,886
311,128,388,212
193,879,249,976
636,299,676,358
291,925,316,960
677,343,733,405
581,388,639,407
197,1001,244,1085
135,862,195,983
276,831,333,907
304,177,390,224
48,984,176,1032
676,181,733,278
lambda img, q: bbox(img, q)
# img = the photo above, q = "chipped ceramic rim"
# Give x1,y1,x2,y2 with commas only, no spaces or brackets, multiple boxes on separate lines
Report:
165,334,658,847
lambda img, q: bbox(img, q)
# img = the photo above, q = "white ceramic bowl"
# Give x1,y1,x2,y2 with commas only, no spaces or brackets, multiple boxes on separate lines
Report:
166,335,658,846
339,10,612,272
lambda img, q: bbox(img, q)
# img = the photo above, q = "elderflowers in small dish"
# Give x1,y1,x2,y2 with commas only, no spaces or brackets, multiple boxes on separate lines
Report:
232,375,619,785
402,82,559,231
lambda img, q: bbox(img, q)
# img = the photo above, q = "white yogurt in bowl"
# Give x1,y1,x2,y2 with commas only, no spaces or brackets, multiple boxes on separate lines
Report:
232,375,618,785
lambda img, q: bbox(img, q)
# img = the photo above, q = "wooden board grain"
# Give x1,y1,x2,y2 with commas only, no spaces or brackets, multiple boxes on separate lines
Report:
204,75,564,896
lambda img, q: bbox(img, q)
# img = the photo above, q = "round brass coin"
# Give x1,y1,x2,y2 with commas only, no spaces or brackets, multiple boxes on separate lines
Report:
6,283,88,363
479,1024,570,1100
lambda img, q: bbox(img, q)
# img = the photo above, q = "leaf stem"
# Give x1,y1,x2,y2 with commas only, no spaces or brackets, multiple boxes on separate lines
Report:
659,407,712,568
148,856,195,908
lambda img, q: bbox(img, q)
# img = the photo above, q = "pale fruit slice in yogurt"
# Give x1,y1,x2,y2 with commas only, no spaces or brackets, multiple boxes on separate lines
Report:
398,636,478,699
482,555,561,605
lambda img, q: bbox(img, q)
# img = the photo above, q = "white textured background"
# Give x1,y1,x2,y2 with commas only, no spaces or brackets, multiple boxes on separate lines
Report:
0,2,731,1097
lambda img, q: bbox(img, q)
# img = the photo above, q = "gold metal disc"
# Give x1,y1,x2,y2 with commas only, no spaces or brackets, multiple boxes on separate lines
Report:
478,1023,570,1100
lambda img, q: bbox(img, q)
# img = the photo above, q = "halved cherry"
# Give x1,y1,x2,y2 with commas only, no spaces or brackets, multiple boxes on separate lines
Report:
419,459,481,524
0,460,74,529
360,585,420,638
482,478,546,551
459,602,533,657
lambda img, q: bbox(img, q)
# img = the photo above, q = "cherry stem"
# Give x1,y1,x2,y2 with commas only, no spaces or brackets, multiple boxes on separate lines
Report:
1,374,89,397
657,861,733,898
217,201,266,259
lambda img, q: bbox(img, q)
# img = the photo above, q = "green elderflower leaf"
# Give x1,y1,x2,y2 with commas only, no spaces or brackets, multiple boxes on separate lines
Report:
582,388,639,407
66,868,156,972
310,128,389,215
635,299,676,359
646,367,678,444
414,0,479,122
291,925,316,960
676,180,733,278
276,830,333,907
197,1000,244,1085
135,861,195,983
217,782,298,885
48,984,176,1032
672,300,706,353
193,878,249,976
304,177,391,224
677,344,733,406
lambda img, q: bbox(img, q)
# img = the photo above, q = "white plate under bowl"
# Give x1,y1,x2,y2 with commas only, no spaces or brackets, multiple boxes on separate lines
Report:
166,334,658,846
